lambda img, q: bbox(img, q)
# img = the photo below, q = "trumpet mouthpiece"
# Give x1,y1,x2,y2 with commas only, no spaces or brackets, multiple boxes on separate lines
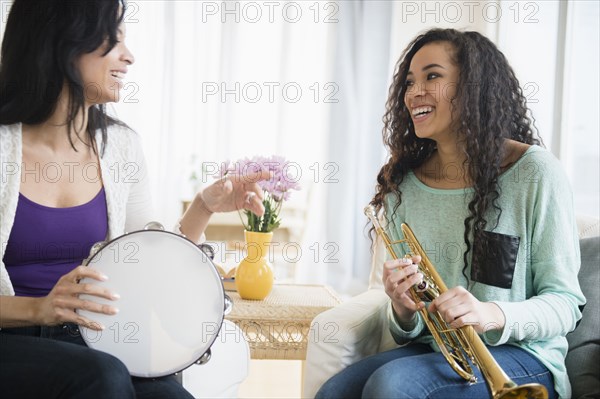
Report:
364,205,376,218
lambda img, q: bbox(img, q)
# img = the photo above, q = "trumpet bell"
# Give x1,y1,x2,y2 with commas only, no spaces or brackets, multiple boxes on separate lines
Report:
497,384,548,399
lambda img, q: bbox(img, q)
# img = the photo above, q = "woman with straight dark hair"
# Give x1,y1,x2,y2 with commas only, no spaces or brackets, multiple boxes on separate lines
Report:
0,1,268,397
316,28,585,399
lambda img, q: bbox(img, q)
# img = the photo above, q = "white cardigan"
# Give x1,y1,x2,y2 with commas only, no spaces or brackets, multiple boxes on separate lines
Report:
0,123,154,296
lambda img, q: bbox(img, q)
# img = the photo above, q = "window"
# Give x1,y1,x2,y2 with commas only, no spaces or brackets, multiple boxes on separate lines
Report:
498,0,599,218
562,0,600,218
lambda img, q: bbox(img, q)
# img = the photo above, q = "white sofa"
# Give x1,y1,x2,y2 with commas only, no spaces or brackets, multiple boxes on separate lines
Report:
182,320,250,398
303,216,600,398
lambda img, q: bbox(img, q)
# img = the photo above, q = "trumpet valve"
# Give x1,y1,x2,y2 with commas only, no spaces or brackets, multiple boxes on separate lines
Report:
415,281,428,292
415,279,439,302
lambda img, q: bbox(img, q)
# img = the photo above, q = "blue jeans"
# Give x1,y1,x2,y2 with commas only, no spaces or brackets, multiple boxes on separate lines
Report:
315,343,557,399
0,324,194,399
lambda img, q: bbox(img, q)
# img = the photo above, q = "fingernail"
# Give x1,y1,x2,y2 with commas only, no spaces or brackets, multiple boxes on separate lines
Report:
111,292,121,300
99,274,108,281
112,307,120,314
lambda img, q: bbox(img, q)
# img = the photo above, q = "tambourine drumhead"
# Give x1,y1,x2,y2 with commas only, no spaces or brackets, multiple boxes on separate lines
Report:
77,230,224,378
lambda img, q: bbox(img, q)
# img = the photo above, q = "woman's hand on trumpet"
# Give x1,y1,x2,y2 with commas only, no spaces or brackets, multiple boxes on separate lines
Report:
428,286,506,334
383,255,426,326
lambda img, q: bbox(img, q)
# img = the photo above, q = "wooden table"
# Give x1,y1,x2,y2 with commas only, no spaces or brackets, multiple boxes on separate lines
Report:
225,284,342,360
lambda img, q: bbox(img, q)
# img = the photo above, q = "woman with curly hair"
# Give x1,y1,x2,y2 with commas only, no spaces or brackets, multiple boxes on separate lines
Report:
316,29,584,399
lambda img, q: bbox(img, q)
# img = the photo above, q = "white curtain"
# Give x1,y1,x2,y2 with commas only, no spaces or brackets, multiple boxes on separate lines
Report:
114,3,332,218
113,1,335,286
113,1,394,294
323,1,393,295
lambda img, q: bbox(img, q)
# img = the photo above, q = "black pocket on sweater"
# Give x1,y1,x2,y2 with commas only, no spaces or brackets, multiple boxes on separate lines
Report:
471,231,520,289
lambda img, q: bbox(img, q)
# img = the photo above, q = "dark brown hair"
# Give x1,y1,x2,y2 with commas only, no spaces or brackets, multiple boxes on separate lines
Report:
371,28,541,280
0,0,129,155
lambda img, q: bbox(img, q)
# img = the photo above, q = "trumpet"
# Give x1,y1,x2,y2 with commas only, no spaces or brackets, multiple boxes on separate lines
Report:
364,205,548,399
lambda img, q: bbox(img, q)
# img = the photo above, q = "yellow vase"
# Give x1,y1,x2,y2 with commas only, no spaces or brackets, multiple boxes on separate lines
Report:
235,231,274,300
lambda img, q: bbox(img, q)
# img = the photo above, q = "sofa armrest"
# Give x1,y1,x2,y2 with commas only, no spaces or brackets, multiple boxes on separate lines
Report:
577,215,600,239
303,289,390,398
566,236,600,398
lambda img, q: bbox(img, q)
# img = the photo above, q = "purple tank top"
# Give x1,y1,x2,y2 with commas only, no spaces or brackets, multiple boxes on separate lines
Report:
3,188,108,297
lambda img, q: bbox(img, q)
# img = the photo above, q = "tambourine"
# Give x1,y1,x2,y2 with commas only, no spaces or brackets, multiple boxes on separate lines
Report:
77,222,231,378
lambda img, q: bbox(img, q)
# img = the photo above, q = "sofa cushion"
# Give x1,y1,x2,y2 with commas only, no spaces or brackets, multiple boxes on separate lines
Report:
565,236,600,398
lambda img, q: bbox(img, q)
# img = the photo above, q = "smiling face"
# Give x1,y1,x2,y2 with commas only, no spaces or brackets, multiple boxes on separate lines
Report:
75,24,135,106
404,42,459,142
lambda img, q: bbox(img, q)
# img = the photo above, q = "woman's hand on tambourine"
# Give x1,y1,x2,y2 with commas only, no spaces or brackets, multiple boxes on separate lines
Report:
199,169,272,216
383,255,425,325
428,286,506,334
35,266,119,331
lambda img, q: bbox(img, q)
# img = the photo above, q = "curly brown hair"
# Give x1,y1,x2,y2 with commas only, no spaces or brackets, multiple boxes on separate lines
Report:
370,28,541,280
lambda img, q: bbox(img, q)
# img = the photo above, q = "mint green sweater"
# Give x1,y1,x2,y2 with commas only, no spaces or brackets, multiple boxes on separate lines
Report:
385,146,585,399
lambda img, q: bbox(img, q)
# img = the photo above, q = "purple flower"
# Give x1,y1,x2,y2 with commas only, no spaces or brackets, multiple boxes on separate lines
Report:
225,155,301,232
